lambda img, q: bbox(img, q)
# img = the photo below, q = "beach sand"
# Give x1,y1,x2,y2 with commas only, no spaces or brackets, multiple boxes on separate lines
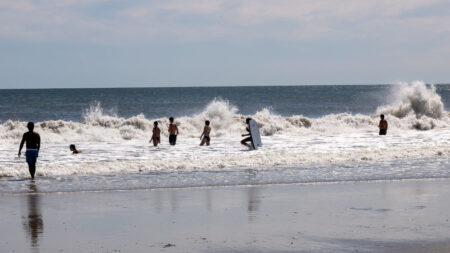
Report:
1,179,450,252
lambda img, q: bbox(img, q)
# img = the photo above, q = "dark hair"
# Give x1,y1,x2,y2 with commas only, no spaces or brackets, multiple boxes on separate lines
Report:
380,114,385,119
246,117,251,124
154,121,158,126
70,144,76,149
205,120,210,126
27,122,34,131
169,117,174,122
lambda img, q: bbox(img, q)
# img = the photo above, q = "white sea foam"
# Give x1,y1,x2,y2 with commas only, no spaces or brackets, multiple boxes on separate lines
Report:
378,81,445,119
0,82,448,178
0,130,448,178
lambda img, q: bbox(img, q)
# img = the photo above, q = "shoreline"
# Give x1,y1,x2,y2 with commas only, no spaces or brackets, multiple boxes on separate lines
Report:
1,152,448,194
3,176,450,196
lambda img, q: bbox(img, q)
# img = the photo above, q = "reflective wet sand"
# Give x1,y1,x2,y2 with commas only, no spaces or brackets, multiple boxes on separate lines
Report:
1,179,450,252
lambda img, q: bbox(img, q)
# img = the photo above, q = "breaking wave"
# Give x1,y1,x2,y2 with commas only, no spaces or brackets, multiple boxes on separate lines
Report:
0,81,448,144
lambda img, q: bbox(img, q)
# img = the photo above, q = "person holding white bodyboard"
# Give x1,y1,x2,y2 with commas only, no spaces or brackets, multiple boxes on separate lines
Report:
241,117,262,150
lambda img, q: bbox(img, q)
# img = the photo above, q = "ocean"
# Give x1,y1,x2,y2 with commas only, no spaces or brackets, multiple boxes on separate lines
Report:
0,82,449,193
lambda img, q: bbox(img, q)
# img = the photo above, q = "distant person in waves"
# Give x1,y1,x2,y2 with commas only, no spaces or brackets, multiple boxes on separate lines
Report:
378,114,388,135
168,117,179,146
150,121,161,147
199,120,211,146
18,122,41,179
69,144,82,154
240,117,253,148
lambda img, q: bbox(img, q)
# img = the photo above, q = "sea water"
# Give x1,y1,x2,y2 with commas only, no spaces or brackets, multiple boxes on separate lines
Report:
0,82,449,193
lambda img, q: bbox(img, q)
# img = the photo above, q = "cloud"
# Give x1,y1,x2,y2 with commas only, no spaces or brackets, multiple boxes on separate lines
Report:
0,0,449,43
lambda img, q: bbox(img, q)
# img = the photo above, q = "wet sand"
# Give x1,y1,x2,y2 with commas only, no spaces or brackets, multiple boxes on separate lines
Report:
1,179,450,252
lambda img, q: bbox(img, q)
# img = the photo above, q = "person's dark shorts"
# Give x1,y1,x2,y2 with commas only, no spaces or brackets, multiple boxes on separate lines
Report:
379,129,387,135
25,149,39,164
169,134,177,144
204,136,210,142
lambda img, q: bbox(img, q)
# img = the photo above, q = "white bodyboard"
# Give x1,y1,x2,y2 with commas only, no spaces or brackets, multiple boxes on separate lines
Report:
249,119,262,150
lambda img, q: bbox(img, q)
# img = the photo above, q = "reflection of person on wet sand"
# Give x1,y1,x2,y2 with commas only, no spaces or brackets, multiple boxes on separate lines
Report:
18,122,41,179
22,182,43,250
240,118,253,148
246,186,261,223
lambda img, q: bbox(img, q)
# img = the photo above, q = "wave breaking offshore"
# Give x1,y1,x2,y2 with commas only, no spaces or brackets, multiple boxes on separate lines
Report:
0,81,448,144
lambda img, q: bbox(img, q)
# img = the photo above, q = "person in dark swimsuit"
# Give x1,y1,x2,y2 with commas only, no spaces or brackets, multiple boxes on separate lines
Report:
150,121,161,147
240,118,253,148
200,120,211,146
18,122,41,179
69,144,82,154
168,117,179,146
378,114,388,135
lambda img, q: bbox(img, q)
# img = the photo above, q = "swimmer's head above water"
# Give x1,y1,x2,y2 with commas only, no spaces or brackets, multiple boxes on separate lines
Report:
69,144,81,154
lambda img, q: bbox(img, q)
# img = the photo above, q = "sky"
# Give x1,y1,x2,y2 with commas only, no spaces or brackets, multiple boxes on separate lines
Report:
0,0,450,88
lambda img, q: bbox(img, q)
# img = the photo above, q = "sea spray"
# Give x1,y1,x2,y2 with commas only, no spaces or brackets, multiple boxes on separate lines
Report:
0,82,448,144
376,81,447,130
377,81,444,119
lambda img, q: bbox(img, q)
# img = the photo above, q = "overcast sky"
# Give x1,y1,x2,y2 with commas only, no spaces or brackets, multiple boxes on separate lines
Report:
1,0,449,88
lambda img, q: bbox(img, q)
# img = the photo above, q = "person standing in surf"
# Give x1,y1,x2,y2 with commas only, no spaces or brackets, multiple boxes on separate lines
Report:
150,121,161,147
240,117,253,148
18,122,41,179
378,114,388,135
199,120,211,146
168,117,179,145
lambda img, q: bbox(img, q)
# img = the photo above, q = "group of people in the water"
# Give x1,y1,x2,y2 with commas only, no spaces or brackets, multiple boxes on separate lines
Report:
17,115,388,179
149,117,211,147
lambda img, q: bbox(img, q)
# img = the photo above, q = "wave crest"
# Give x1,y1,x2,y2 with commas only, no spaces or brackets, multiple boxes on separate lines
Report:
377,81,445,119
0,83,448,143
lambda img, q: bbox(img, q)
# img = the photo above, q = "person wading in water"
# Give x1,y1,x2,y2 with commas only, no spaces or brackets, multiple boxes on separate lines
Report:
18,122,41,179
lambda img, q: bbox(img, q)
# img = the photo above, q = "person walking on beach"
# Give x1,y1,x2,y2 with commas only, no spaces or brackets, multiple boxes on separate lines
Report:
18,122,41,179
150,121,161,147
168,117,179,146
378,114,388,135
69,144,82,154
240,117,253,148
199,120,211,146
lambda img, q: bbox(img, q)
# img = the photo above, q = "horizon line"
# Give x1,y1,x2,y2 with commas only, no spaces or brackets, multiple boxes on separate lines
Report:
1,83,449,90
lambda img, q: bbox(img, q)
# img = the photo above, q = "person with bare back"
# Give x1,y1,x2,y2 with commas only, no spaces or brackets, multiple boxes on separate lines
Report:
150,121,161,147
18,122,41,179
168,117,179,145
199,120,211,146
